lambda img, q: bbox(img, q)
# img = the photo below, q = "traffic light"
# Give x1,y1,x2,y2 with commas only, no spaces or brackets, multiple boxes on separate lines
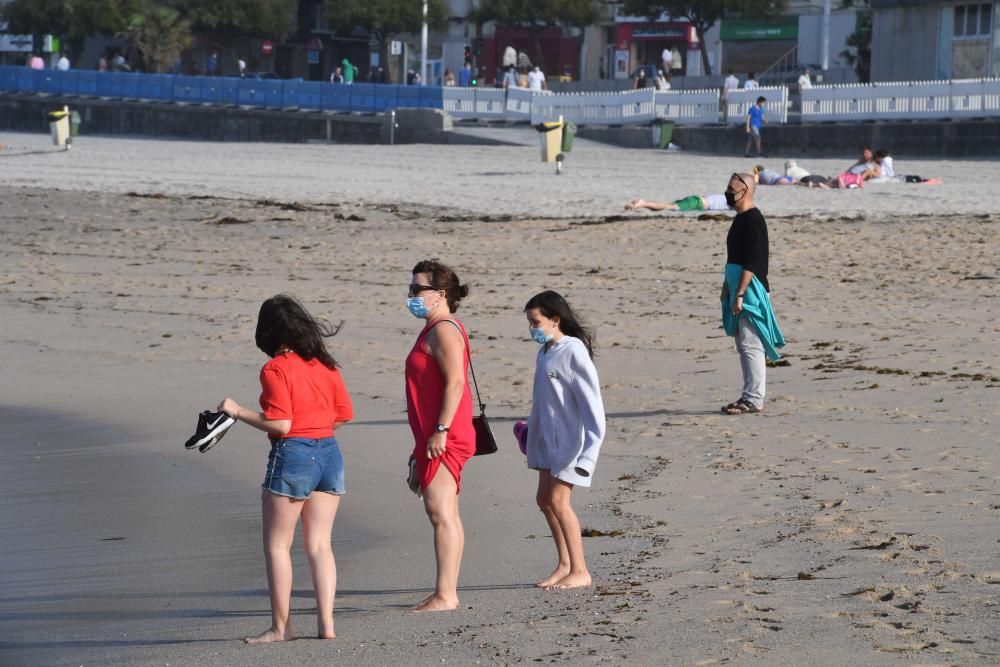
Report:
473,38,483,56
464,45,472,64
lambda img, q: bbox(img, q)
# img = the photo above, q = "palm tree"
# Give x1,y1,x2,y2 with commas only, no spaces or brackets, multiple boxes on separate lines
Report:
120,3,192,73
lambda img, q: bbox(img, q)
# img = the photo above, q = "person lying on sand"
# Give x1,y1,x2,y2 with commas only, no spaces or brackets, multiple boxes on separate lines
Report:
625,194,731,212
751,164,794,185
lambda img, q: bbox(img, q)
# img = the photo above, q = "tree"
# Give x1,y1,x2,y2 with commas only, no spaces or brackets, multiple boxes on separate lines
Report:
325,0,447,80
3,0,137,58
120,3,192,72
473,0,601,69
621,0,787,76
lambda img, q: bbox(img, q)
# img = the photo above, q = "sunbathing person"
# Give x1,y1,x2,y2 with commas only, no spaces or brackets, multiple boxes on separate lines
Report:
626,194,731,212
751,165,794,185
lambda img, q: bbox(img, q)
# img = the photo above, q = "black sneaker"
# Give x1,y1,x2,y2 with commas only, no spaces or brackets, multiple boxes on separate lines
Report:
184,410,235,452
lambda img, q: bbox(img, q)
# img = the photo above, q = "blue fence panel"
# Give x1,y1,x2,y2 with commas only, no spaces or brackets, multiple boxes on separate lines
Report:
394,85,420,110
199,78,223,105
419,86,444,109
320,83,352,112
264,80,284,109
218,77,239,105
0,66,18,92
137,73,168,101
297,81,322,110
56,71,79,96
237,79,266,107
97,72,127,98
121,72,141,99
349,83,377,113
76,71,98,97
281,78,302,109
37,71,62,95
17,68,40,94
172,75,202,104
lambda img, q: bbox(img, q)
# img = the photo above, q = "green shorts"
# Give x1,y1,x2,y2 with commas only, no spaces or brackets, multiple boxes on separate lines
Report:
672,195,704,212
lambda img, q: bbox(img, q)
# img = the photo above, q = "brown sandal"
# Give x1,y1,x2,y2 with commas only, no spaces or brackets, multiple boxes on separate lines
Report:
723,398,762,415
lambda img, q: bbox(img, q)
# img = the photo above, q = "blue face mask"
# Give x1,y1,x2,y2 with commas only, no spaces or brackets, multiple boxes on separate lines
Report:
530,327,553,344
407,297,429,318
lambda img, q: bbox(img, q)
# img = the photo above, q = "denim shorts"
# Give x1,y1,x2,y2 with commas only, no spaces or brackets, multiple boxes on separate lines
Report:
263,437,345,500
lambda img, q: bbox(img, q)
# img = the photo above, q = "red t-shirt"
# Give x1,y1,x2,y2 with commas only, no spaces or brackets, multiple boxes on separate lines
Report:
259,352,353,439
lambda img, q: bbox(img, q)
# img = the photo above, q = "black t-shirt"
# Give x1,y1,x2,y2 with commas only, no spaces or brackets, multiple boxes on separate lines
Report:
726,207,769,291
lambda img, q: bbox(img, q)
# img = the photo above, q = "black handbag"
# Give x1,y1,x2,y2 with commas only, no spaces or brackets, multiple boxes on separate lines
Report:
468,354,498,456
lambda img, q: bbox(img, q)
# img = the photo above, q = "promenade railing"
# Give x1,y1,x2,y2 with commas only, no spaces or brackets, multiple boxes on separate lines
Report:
655,88,722,125
801,77,1000,122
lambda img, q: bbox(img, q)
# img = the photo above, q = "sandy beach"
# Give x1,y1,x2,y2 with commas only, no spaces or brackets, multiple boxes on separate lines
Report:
0,131,997,665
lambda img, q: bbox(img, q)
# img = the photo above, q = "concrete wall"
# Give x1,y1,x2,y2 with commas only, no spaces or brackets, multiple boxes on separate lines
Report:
578,119,1000,158
798,12,859,70
0,95,463,145
871,5,941,81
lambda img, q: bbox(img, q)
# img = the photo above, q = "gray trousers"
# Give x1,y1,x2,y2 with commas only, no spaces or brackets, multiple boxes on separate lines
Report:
735,317,766,408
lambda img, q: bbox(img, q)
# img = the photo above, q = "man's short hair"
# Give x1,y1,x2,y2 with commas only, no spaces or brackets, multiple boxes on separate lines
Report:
731,172,756,197
756,96,766,104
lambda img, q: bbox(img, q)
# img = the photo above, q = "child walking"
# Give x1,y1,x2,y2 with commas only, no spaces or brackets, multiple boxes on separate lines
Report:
523,291,606,589
217,295,353,643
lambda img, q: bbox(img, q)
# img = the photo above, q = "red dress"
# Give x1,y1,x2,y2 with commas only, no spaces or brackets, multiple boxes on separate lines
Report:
405,318,476,492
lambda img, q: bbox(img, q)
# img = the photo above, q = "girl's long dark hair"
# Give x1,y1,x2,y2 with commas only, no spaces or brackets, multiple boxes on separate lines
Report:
524,290,596,360
255,294,341,369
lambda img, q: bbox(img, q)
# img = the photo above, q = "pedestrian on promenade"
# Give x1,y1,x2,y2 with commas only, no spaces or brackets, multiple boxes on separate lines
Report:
502,45,517,69
458,61,472,87
237,57,247,77
217,295,354,643
56,53,70,71
797,67,812,95
330,67,344,84
744,96,766,157
523,291,606,589
502,65,518,89
206,50,218,76
654,69,670,90
634,68,648,90
341,58,356,84
97,55,108,72
404,260,476,612
528,65,547,91
443,68,456,86
720,174,785,415
723,69,740,100
743,72,759,89
29,53,44,70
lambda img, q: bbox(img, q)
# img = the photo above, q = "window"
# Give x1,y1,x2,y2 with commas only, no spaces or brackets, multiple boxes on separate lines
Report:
954,3,993,38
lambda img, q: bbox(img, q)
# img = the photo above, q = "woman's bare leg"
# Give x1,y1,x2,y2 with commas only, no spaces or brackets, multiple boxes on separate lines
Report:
547,479,592,590
415,467,462,611
535,470,570,587
246,493,304,643
301,492,341,639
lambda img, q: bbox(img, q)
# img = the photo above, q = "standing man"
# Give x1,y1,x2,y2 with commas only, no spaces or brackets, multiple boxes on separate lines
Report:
744,95,766,157
341,58,356,84
206,50,218,76
720,173,784,415
797,67,812,95
723,69,739,100
56,53,70,71
527,65,546,91
661,46,671,78
237,56,247,77
743,71,759,89
458,60,472,87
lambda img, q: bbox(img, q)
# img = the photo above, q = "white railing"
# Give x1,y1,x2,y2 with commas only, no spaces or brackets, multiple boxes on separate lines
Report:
655,88,722,125
531,88,657,125
802,77,1000,122
725,86,789,125
442,86,506,120
504,86,537,121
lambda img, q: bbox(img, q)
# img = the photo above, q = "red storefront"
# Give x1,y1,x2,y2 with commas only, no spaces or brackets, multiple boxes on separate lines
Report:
480,26,582,83
613,21,698,79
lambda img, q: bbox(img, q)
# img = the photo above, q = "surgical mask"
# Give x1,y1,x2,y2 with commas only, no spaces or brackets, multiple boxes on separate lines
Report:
530,327,553,344
725,189,744,207
407,297,429,318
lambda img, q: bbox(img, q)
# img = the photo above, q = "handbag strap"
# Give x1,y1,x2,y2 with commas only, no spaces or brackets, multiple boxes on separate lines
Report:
431,319,486,413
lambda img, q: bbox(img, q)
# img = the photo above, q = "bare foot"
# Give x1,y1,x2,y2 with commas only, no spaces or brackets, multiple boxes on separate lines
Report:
413,594,459,612
546,572,592,590
317,630,336,640
244,626,294,644
625,198,643,211
535,566,571,588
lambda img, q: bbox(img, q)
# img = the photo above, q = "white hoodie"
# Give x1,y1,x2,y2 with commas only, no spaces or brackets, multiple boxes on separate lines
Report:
526,336,606,487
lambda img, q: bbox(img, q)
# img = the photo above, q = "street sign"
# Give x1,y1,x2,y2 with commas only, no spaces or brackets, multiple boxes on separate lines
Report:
390,40,402,56
261,40,274,56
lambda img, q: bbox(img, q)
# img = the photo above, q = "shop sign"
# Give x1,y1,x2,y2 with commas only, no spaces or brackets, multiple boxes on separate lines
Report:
720,18,798,41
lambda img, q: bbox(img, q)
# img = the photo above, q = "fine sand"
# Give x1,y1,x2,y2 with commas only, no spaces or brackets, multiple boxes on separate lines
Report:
0,131,998,665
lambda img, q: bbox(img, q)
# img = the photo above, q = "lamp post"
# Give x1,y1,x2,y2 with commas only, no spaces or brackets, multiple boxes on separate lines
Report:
821,0,831,71
420,0,428,85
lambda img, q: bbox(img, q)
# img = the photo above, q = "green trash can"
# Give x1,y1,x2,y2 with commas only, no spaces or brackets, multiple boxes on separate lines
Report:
561,121,576,153
652,120,673,149
69,110,81,137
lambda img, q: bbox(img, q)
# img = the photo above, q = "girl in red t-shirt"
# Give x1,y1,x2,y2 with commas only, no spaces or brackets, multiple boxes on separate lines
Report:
218,295,353,643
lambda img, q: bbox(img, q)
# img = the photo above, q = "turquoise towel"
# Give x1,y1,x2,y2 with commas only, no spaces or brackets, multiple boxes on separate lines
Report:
722,263,786,361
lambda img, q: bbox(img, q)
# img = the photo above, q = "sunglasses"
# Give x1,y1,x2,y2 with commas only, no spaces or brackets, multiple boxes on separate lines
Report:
726,172,750,194
408,284,439,297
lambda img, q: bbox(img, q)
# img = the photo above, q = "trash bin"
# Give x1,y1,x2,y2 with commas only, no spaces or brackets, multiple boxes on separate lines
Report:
47,108,70,148
561,121,576,153
536,121,563,163
69,110,81,138
652,119,674,149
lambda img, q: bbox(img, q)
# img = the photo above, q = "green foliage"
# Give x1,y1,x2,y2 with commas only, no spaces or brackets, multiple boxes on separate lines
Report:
326,0,448,42
620,0,788,75
840,10,871,83
473,0,602,30
178,0,297,39
120,2,191,72
3,0,136,45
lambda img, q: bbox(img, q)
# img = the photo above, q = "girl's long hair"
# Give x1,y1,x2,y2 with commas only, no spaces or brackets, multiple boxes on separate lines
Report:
255,294,342,369
524,290,596,360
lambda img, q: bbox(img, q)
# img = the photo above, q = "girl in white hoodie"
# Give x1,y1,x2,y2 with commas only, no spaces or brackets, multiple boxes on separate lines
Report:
524,291,606,589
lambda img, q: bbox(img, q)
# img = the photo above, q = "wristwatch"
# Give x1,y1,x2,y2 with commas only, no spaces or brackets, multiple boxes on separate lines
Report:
736,293,745,299
435,424,449,433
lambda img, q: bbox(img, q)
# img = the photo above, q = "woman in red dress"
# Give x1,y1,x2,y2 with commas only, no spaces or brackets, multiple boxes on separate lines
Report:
404,260,475,611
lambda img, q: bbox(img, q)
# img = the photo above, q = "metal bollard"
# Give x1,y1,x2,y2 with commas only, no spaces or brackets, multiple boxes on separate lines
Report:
389,109,398,145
